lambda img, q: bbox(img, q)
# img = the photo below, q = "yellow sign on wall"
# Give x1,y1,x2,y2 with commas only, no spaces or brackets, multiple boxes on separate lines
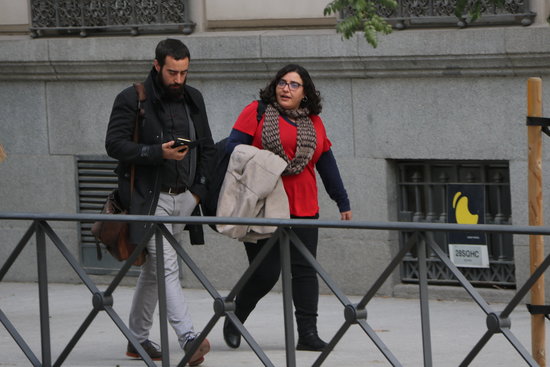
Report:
447,184,489,268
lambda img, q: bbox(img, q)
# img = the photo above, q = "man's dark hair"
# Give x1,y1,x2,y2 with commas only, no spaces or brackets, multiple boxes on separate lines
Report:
259,63,322,115
155,38,191,67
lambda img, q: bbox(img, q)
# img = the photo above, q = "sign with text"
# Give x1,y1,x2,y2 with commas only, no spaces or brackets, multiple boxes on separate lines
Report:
449,244,490,268
447,184,489,268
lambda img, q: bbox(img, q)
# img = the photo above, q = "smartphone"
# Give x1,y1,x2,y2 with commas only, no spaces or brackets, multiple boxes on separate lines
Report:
171,138,199,149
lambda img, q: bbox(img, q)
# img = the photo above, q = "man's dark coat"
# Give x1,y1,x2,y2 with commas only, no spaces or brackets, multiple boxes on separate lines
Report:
105,68,215,245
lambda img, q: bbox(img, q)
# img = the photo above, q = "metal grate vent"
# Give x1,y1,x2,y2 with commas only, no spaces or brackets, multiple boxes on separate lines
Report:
76,156,137,273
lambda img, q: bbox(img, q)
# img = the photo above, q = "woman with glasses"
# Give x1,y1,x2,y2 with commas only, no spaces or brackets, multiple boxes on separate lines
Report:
223,64,352,352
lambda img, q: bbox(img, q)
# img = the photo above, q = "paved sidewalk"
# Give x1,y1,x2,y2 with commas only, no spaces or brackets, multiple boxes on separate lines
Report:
0,282,547,366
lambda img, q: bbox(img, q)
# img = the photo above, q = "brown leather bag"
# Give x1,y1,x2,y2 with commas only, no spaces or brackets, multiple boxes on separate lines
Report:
91,189,146,266
91,83,147,266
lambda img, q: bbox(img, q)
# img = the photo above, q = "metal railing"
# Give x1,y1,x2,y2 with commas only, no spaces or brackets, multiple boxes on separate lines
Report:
29,0,195,38
1,212,549,366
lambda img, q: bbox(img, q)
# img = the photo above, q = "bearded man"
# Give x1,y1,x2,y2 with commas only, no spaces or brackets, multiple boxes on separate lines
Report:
105,38,215,365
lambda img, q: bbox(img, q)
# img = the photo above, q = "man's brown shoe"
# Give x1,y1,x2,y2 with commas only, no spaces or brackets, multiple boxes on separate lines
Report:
184,337,210,366
126,339,162,360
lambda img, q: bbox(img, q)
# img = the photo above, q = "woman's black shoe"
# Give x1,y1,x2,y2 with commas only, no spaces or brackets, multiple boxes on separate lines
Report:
296,332,328,351
223,318,241,349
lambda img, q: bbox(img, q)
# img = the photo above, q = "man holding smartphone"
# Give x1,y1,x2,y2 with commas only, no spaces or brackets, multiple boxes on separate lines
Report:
105,38,215,365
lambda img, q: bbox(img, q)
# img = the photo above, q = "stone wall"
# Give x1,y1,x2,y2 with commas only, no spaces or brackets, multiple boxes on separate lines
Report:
1,26,550,299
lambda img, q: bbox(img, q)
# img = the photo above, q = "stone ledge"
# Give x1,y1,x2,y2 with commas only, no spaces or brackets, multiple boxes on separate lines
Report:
2,54,550,81
1,27,550,81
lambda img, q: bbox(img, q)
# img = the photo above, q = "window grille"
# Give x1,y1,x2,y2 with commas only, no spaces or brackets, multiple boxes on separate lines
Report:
343,0,534,30
397,160,515,288
30,0,194,38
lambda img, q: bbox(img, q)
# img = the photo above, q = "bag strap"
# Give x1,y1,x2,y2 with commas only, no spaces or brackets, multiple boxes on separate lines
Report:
94,83,147,261
130,83,147,196
256,99,267,122
134,82,147,106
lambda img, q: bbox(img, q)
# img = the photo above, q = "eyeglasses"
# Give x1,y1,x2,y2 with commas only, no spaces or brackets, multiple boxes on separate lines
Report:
277,79,303,91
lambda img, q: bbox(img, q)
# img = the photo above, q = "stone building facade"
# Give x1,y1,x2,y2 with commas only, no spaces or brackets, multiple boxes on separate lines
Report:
1,0,550,301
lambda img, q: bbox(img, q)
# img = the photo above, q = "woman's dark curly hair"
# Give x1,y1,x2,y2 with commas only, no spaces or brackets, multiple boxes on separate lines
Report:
259,64,322,115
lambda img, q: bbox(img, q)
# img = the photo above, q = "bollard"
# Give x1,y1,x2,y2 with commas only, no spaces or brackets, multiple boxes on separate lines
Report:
527,77,546,366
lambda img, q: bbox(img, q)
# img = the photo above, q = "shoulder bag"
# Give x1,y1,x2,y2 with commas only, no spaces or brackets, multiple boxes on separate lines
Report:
91,83,147,266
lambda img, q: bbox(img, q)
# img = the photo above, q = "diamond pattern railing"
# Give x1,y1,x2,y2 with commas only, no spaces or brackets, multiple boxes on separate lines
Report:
0,213,547,366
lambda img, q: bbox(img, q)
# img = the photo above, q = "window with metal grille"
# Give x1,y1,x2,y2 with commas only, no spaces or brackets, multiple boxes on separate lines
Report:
29,0,195,38
397,160,515,288
342,0,534,30
76,156,139,274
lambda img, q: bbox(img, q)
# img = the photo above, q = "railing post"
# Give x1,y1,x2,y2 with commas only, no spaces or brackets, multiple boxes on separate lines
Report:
155,225,170,366
36,221,52,367
527,76,546,366
280,229,296,367
417,232,433,367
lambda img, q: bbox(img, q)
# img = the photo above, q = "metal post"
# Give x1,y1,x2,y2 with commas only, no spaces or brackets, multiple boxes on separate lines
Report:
155,225,170,366
36,221,52,367
417,233,433,367
527,76,546,366
280,229,296,367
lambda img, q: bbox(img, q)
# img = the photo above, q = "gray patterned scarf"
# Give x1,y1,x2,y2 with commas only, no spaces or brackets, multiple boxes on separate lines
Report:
262,102,317,176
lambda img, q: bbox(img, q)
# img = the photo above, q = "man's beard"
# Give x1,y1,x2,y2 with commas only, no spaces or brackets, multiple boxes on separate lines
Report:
157,72,185,99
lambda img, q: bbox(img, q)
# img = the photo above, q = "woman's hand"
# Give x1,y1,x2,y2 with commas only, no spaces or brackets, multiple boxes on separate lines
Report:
340,210,352,221
192,193,200,204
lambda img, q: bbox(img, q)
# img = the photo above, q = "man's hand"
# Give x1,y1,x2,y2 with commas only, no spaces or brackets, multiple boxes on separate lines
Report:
162,141,189,160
